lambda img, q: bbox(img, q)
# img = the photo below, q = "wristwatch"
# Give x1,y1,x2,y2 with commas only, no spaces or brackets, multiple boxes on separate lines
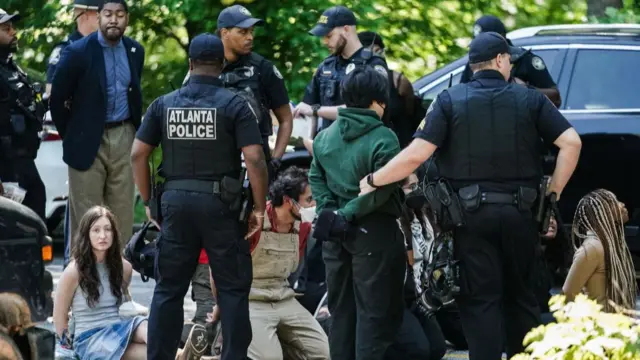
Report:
366,173,379,189
312,104,321,117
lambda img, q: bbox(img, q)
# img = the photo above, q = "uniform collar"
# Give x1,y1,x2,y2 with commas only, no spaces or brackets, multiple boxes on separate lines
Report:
339,46,364,64
224,52,251,70
188,74,224,86
471,69,507,82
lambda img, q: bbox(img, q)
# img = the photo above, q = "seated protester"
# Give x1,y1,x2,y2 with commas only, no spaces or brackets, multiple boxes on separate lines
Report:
563,189,638,312
53,206,150,360
398,173,466,352
209,167,330,360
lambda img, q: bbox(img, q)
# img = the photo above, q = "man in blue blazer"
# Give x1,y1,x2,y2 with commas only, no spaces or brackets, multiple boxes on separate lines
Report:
50,0,145,250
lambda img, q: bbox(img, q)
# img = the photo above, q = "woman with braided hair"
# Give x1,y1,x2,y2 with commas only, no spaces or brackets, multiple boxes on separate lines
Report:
562,189,637,312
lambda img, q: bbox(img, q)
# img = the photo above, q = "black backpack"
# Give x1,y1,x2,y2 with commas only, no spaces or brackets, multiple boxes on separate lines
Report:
123,222,159,282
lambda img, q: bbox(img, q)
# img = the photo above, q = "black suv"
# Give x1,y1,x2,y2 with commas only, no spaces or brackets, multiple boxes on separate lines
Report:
412,24,640,273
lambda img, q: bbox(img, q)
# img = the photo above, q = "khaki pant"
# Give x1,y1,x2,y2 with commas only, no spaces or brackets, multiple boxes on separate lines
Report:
248,297,330,360
68,123,135,252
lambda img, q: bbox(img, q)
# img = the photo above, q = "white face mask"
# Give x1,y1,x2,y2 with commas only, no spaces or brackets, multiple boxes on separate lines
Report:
299,206,317,223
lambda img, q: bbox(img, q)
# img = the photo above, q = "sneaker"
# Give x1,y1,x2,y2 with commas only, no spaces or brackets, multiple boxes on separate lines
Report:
182,323,210,360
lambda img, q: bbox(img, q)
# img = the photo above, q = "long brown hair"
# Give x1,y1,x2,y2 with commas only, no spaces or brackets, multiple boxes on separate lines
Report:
572,189,637,312
71,206,124,308
0,293,32,337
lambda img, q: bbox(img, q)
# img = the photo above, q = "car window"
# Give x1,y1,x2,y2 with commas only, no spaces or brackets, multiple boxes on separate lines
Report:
420,71,463,103
566,49,640,110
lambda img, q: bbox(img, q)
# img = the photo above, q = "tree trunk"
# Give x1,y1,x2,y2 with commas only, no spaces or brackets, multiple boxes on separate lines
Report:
587,0,623,17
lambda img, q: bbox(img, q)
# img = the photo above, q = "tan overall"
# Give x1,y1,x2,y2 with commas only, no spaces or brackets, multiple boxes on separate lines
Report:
247,214,330,360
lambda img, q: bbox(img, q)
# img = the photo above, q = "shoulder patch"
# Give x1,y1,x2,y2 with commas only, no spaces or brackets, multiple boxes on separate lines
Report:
345,63,355,75
418,118,426,130
49,46,62,65
273,65,283,80
374,65,387,75
531,56,546,71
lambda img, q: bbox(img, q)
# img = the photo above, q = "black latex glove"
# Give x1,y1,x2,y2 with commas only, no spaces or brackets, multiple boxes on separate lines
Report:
313,209,354,243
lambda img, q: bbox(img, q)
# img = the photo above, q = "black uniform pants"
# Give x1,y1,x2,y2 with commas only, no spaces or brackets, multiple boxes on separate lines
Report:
147,190,252,360
385,307,447,360
454,204,541,360
0,157,45,221
322,212,406,360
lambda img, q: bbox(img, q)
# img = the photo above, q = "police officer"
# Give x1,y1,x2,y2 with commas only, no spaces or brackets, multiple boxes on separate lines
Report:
0,9,47,220
359,32,582,360
45,0,100,96
216,5,293,174
460,15,562,107
131,33,269,360
293,5,389,138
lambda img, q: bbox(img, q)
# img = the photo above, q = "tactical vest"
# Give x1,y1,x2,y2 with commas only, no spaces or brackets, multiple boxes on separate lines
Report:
437,83,542,183
316,48,385,130
0,60,44,159
220,53,271,137
249,214,300,302
159,84,241,181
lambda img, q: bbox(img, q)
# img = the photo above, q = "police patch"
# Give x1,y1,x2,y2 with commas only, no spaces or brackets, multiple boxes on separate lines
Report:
167,107,217,140
345,63,355,75
473,24,482,37
238,6,252,16
49,47,62,65
418,118,426,130
374,65,386,75
532,56,546,70
273,65,283,80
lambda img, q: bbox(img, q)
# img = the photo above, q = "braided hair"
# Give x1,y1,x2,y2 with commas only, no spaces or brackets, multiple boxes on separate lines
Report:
572,189,637,312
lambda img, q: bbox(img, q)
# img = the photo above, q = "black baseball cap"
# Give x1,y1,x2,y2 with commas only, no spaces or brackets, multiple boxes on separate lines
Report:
468,32,516,64
0,9,20,24
189,33,225,61
217,5,264,30
309,6,357,37
473,15,507,37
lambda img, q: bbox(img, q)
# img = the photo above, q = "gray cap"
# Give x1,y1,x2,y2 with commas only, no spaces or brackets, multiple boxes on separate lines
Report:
73,0,102,10
0,9,20,24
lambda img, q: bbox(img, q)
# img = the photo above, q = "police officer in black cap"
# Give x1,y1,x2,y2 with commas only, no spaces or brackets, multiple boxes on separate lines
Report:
45,0,100,96
360,32,582,360
131,33,268,360
293,5,389,138
460,15,562,107
216,5,293,175
0,9,47,220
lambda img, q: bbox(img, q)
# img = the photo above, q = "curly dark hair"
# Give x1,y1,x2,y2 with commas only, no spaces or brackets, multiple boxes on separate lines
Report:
269,166,309,207
71,206,124,308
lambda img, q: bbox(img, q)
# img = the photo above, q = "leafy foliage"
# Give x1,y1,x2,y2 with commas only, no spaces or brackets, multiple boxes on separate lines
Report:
513,295,640,360
9,0,591,108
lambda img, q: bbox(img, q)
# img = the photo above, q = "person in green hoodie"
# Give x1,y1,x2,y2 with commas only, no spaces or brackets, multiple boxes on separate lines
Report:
308,66,406,360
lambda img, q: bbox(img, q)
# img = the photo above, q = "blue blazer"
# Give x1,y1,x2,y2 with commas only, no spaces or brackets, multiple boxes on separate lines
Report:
50,31,145,171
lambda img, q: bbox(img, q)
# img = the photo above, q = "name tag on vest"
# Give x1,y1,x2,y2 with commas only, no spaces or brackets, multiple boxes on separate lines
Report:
166,107,217,140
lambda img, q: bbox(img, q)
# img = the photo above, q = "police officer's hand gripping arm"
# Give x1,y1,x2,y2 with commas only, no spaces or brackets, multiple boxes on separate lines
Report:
294,69,344,139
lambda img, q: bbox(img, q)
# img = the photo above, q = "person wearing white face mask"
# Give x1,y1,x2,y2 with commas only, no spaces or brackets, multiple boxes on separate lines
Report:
208,166,330,360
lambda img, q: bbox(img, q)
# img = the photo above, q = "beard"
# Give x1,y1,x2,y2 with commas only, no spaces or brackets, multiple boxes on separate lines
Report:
332,34,347,56
102,25,124,41
1,38,18,53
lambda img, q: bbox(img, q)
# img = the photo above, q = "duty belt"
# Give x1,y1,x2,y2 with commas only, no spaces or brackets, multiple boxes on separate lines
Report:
480,192,518,205
164,179,221,194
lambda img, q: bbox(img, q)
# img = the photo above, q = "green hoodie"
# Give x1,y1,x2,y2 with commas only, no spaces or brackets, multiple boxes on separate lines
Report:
309,107,403,222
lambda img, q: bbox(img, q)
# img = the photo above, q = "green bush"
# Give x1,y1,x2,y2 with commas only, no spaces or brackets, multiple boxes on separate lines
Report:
513,295,640,359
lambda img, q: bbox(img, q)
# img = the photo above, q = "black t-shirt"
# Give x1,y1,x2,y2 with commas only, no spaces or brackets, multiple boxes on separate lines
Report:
223,53,290,114
415,70,571,149
303,47,388,105
460,50,557,89
136,81,262,150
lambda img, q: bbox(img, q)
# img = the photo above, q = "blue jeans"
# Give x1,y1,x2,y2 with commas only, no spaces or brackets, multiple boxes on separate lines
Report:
147,190,253,360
